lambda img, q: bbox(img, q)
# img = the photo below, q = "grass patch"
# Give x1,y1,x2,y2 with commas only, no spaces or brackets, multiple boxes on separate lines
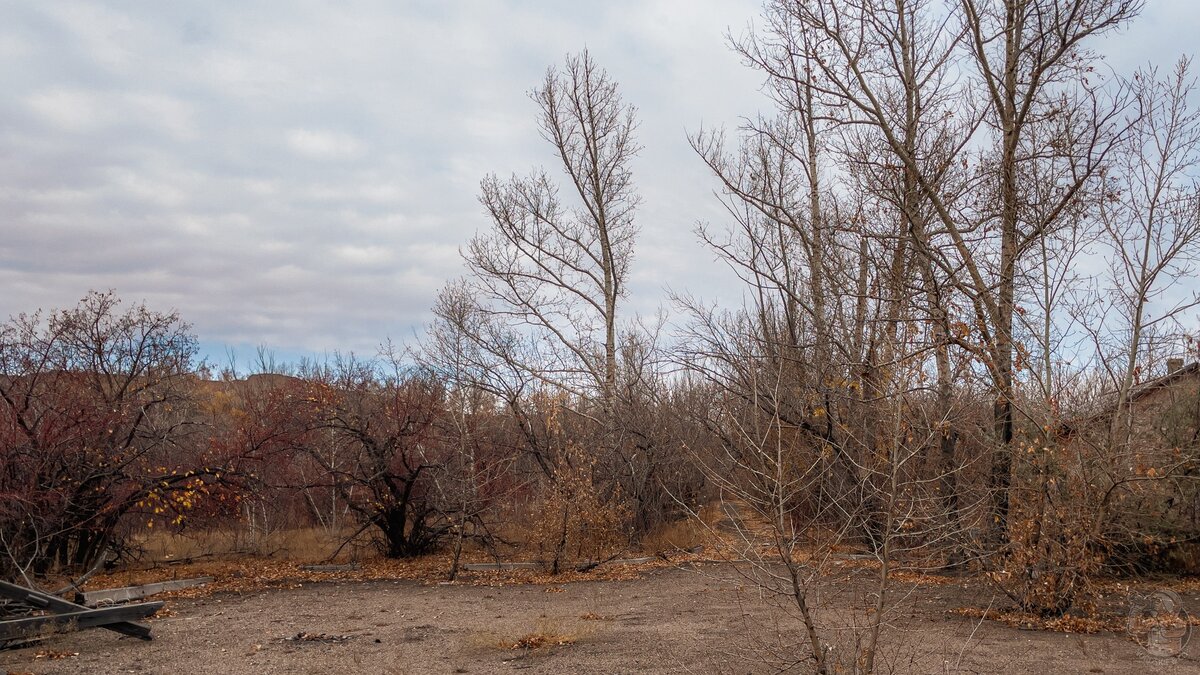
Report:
505,632,576,650
485,617,593,651
638,506,728,555
639,519,707,553
134,526,371,563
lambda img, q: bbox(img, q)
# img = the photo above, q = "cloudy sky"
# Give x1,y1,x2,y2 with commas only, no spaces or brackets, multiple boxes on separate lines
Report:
1,1,1196,365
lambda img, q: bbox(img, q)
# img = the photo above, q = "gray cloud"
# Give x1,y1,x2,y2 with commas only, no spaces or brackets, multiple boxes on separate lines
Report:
1,0,1195,362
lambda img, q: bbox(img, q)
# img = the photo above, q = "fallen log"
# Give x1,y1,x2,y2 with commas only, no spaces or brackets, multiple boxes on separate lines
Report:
575,556,656,572
461,562,543,572
298,563,361,573
462,556,660,574
74,577,213,607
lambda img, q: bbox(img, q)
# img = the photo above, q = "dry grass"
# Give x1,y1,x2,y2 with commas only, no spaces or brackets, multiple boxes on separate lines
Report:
486,617,591,651
133,504,725,574
80,501,992,615
505,632,576,649
133,526,370,563
78,545,696,605
951,592,1200,635
635,504,734,556
639,517,711,554
492,502,728,560
947,607,1124,634
106,504,970,602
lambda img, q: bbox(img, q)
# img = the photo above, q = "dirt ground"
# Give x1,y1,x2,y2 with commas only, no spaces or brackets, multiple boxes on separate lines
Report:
3,564,1199,674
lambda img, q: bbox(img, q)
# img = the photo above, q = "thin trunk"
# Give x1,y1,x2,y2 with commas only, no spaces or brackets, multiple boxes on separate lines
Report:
990,0,1023,544
448,520,467,582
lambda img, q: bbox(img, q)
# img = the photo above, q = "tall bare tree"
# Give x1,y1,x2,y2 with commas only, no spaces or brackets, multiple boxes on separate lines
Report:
464,49,640,452
769,0,1140,541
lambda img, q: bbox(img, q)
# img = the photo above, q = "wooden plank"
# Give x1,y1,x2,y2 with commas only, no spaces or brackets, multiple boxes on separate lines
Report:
0,580,151,641
75,576,213,607
0,602,161,642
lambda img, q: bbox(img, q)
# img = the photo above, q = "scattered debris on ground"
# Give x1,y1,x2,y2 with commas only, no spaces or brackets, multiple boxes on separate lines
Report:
280,632,353,644
504,631,576,650
32,650,77,660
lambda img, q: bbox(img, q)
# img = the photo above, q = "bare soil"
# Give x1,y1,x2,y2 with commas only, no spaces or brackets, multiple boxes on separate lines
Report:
3,564,1199,674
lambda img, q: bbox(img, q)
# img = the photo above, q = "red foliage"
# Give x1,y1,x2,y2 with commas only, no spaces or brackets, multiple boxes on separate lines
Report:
0,292,217,577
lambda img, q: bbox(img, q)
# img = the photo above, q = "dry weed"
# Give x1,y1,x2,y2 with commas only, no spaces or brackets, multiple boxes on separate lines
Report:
488,617,591,651
639,517,711,553
948,606,1200,634
505,632,576,649
78,547,688,602
135,526,366,563
33,650,77,660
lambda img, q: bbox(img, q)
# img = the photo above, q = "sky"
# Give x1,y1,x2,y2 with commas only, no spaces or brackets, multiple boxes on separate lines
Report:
1,0,1197,368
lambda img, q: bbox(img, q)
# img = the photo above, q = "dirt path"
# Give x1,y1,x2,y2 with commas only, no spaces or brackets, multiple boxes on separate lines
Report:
3,566,1198,674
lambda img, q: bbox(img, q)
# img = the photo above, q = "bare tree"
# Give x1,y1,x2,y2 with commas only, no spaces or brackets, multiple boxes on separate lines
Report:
464,49,640,451
772,0,1139,542
669,0,1173,665
990,58,1200,615
446,50,678,563
423,283,523,579
0,291,211,579
678,7,973,664
290,354,451,559
1099,58,1200,426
